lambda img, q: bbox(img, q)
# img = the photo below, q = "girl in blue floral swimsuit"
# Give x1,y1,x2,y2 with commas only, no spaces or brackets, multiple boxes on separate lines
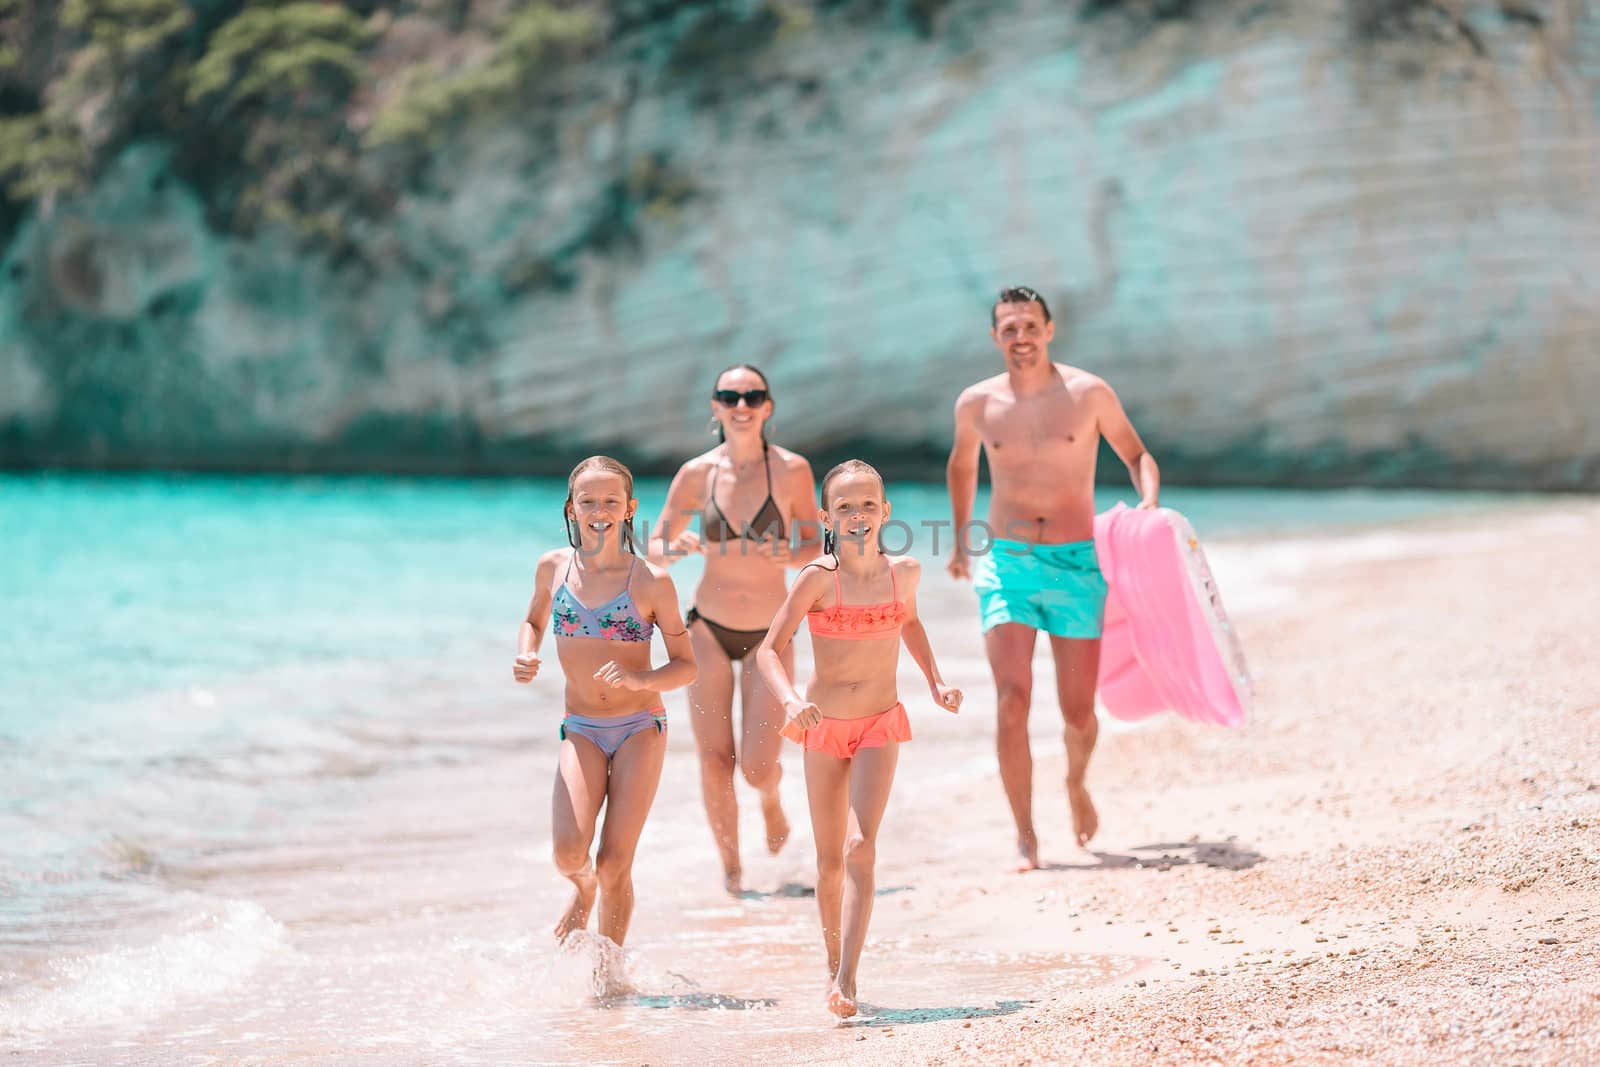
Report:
514,456,697,948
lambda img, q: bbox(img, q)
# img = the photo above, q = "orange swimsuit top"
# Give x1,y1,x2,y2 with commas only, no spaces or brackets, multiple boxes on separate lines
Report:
806,561,907,640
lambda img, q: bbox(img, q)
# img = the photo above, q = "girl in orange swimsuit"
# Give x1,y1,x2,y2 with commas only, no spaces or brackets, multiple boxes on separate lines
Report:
756,459,963,1019
648,365,822,895
515,457,697,951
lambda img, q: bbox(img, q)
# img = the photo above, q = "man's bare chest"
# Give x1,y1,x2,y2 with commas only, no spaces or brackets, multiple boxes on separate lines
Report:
980,395,1096,457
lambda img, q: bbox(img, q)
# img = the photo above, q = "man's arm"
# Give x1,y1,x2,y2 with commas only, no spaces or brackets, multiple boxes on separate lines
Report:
1095,383,1160,508
945,389,985,578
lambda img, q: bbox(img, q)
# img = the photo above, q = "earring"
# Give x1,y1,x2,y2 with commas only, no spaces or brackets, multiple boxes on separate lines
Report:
707,417,720,436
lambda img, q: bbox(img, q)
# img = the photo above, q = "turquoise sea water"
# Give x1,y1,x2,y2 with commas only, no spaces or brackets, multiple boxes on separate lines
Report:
0,473,1526,732
0,473,1532,1058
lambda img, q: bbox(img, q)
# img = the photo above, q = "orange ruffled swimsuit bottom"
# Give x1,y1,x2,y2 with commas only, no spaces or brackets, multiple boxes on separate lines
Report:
781,559,914,756
782,702,912,758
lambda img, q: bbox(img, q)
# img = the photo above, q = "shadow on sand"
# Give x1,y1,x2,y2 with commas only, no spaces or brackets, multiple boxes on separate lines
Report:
612,992,780,1011
736,882,914,901
608,990,1031,1019
847,999,1033,1027
1040,839,1262,873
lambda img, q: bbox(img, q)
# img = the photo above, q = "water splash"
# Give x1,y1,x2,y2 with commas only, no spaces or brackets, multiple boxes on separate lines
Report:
0,896,287,1046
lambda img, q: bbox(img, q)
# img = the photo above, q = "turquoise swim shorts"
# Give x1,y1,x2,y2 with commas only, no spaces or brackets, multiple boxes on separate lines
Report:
972,538,1107,639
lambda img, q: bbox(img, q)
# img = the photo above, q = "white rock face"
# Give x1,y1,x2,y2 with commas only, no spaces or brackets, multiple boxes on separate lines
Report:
3,2,1598,485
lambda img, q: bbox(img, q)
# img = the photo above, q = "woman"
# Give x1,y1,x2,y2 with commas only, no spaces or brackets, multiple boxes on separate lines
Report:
515,456,697,948
756,459,963,1017
649,365,821,895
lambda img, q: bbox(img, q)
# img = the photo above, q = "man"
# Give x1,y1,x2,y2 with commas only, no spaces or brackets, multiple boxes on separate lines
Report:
947,285,1159,871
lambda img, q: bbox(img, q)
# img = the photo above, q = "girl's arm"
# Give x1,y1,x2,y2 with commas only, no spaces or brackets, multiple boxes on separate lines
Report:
896,558,963,713
514,550,563,683
646,462,704,566
756,565,831,731
602,566,697,692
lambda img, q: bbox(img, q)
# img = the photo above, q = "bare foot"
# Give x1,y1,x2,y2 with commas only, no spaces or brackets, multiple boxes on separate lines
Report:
592,935,634,999
1011,832,1040,873
762,793,790,855
827,979,858,1019
553,871,597,942
723,868,743,896
1068,782,1099,848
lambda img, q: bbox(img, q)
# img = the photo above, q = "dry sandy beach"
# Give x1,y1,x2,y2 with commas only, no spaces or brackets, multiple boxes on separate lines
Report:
524,502,1600,1067
638,497,1600,1066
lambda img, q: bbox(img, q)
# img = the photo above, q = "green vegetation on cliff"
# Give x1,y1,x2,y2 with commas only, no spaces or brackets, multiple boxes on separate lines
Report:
1,0,603,243
0,1,828,246
366,3,601,148
0,0,189,202
0,0,1511,253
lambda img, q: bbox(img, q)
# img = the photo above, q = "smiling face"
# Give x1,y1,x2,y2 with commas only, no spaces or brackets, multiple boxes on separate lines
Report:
991,298,1055,372
821,469,890,556
567,469,636,553
709,366,773,440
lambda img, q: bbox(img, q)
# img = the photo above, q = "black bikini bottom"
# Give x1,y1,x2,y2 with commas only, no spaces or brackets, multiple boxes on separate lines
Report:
686,607,768,661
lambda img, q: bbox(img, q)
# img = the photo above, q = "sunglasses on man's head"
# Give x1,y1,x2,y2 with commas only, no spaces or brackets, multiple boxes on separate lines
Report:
712,389,769,407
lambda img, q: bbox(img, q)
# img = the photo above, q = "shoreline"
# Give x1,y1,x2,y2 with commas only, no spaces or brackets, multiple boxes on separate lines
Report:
5,462,1595,495
6,493,1598,1063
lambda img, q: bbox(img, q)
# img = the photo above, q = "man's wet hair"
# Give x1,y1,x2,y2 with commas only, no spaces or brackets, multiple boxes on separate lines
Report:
992,285,1053,328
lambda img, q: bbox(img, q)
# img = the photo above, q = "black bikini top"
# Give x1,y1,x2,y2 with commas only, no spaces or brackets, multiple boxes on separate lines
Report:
703,443,786,543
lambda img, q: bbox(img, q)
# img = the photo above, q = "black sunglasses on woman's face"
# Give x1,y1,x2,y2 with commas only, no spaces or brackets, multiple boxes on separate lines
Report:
712,389,769,408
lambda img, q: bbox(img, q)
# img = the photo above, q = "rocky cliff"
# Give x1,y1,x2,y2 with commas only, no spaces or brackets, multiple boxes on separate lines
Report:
3,0,1598,486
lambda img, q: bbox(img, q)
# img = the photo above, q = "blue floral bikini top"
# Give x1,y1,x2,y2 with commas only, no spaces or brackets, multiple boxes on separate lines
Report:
551,554,654,643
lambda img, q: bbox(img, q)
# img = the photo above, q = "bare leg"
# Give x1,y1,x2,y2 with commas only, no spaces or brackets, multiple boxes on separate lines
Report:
687,620,741,892
1050,635,1102,848
551,734,609,941
985,623,1040,871
738,642,792,855
830,741,899,1018
592,723,669,947
804,747,851,983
